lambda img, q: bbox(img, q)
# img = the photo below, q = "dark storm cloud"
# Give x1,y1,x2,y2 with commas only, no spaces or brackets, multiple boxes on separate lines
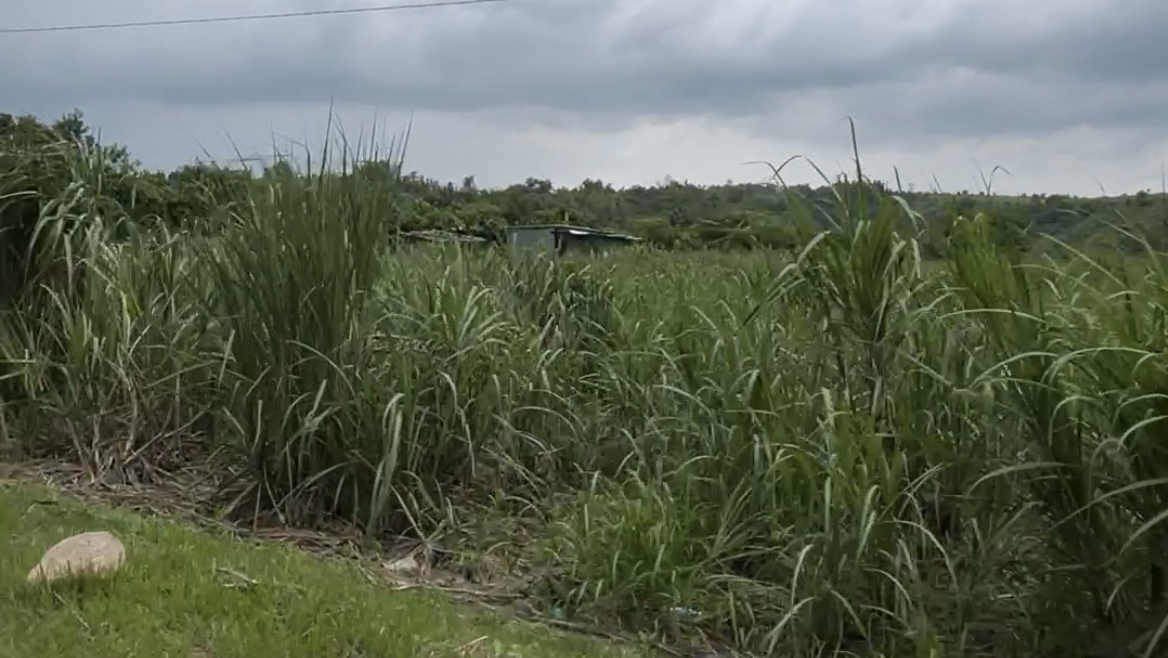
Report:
2,0,1167,140
899,1,1168,86
818,71,1168,147
4,1,904,114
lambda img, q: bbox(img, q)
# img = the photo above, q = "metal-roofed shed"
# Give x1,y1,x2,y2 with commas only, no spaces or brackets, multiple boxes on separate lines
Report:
503,224,641,256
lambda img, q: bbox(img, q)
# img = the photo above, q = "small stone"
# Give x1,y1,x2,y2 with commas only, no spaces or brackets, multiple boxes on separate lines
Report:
27,530,126,584
384,554,421,574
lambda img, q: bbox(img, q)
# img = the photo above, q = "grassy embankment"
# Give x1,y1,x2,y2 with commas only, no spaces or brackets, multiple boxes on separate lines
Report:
3,135,1168,658
0,480,648,658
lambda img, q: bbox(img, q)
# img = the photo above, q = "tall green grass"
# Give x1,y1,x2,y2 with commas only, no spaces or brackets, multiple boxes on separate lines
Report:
3,133,1168,658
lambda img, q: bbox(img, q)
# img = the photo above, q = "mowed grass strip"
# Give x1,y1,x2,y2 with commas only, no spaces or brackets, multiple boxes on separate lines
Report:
0,483,648,658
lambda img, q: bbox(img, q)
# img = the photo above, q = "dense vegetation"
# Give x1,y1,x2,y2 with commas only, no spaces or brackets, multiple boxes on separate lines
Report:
5,109,1168,658
4,110,1166,256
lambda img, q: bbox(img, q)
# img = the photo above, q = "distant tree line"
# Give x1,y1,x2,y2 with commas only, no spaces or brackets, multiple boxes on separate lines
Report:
4,108,1167,268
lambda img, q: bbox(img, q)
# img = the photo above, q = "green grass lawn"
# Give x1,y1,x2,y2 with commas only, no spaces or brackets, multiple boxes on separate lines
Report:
0,482,649,658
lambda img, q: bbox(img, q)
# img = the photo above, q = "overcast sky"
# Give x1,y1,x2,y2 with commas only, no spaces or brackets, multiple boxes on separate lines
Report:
3,0,1167,194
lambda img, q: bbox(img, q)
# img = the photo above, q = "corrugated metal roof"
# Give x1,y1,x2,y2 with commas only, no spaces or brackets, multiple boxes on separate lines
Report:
401,230,488,244
505,224,640,241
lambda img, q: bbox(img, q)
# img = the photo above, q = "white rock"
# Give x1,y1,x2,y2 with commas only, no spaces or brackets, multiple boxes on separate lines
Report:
27,530,126,584
385,554,421,574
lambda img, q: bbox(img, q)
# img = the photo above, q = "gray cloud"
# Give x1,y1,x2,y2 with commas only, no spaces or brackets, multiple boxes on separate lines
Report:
901,2,1168,86
811,71,1168,148
2,0,1167,146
